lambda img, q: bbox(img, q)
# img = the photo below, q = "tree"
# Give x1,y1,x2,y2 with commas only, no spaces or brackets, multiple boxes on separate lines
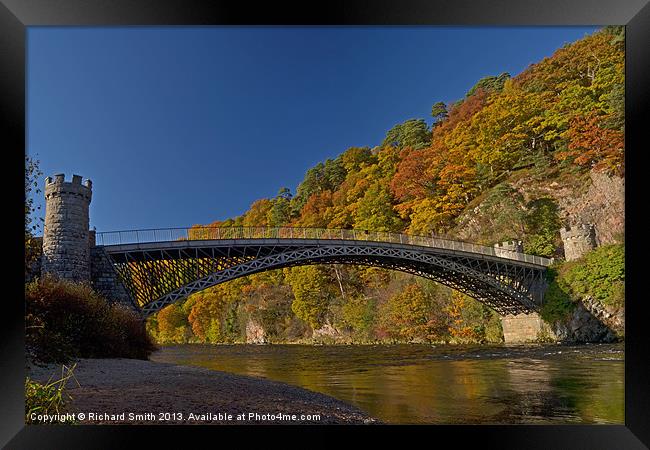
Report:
382,118,431,150
267,187,293,227
285,266,334,329
242,198,272,227
523,198,562,257
25,156,43,273
431,101,448,125
352,182,403,232
156,304,190,343
340,147,373,173
557,113,624,175
465,72,510,98
378,283,446,342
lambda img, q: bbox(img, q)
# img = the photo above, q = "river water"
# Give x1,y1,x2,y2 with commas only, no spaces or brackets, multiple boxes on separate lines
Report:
150,343,624,424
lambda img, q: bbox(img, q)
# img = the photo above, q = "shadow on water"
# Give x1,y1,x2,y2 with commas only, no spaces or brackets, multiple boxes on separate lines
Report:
150,343,624,424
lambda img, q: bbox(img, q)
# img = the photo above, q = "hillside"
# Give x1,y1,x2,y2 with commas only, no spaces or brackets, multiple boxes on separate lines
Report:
147,26,625,345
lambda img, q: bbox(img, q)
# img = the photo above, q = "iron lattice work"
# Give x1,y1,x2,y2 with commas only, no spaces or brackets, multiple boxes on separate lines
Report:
98,230,550,317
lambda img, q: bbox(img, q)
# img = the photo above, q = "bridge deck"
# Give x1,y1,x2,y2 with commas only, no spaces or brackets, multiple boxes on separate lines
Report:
96,226,552,267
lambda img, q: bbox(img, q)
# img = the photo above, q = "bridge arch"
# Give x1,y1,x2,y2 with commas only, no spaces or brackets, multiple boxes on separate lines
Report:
97,228,550,317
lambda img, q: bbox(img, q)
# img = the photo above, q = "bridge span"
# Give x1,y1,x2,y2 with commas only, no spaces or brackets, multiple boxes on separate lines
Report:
94,226,551,317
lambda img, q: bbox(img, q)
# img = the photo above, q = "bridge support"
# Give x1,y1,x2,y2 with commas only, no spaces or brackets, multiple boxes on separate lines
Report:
501,312,555,343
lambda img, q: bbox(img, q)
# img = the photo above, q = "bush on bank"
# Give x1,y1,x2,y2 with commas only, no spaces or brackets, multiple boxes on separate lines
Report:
26,275,157,363
541,244,624,323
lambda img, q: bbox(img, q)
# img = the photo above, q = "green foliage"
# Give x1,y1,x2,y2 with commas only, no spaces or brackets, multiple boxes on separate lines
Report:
540,266,577,323
382,118,431,150
26,276,157,363
267,187,293,227
25,156,43,274
542,244,625,323
562,244,625,307
339,296,376,339
523,198,561,257
285,266,334,329
465,72,510,97
353,182,403,232
25,364,77,424
431,101,448,125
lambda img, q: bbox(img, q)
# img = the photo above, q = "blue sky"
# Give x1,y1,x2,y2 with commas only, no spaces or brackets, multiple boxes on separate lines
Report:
27,26,597,232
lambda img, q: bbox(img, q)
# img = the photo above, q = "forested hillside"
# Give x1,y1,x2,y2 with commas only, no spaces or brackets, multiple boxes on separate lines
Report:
147,27,625,345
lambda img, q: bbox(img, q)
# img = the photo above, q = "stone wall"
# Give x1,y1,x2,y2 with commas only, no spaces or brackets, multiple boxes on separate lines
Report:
42,174,92,281
494,240,523,258
90,246,136,310
501,313,552,343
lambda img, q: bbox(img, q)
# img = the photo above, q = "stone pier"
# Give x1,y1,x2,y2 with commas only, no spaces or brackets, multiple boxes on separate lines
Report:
501,312,554,343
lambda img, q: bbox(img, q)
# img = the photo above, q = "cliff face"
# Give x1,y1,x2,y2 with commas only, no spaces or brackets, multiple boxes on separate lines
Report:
453,168,624,247
556,171,624,245
551,297,623,343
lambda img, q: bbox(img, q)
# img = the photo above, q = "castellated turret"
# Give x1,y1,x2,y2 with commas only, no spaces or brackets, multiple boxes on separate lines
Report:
494,240,523,258
42,174,93,282
560,223,596,261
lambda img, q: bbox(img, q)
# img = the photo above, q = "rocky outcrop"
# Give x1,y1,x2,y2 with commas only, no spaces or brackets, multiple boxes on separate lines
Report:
548,296,623,343
311,323,344,343
246,319,266,344
556,171,624,245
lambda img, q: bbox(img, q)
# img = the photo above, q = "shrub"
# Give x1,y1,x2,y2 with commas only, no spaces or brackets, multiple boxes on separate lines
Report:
26,275,157,363
541,244,625,323
540,266,576,323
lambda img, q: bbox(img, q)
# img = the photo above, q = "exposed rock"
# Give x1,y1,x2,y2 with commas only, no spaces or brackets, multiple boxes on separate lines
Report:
312,323,343,342
557,171,624,245
246,319,267,344
551,297,621,343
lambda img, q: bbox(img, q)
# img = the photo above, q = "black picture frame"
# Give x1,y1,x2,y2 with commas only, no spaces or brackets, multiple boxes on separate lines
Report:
3,0,649,447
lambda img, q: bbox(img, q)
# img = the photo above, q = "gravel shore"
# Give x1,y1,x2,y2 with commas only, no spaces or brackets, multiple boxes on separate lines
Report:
27,358,378,425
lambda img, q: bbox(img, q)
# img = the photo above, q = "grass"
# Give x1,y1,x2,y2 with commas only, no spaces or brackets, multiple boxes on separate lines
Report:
25,364,79,424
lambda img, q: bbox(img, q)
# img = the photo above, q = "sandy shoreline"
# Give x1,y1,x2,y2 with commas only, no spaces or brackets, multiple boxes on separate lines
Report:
27,358,378,425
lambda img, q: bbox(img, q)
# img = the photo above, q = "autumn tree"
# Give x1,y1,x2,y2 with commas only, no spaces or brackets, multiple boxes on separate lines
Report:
284,265,335,330
378,283,447,342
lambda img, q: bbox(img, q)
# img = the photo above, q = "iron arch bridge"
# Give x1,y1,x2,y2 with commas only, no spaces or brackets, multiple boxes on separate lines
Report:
95,227,552,317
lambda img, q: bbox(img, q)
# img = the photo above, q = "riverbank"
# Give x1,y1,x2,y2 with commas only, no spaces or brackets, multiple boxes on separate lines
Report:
26,358,378,424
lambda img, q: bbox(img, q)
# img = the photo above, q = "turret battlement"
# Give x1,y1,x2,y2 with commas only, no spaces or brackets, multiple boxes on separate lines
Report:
494,240,523,257
559,224,594,240
494,240,523,252
560,222,596,261
44,173,92,201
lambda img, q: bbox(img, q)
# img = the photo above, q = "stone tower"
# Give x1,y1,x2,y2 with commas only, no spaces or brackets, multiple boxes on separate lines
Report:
42,174,93,281
560,223,596,261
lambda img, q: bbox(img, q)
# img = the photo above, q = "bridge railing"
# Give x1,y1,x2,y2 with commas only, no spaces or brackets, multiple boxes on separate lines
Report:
96,226,552,266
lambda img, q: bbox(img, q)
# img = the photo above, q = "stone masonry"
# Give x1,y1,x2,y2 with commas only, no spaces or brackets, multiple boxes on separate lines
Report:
501,313,552,343
494,240,523,258
41,173,136,310
90,246,135,308
560,223,597,261
42,174,92,281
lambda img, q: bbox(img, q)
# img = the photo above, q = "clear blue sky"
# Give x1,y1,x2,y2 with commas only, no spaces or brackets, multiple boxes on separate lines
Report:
27,26,597,232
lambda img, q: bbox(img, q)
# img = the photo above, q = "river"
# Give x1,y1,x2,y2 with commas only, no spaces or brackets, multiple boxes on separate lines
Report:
150,343,624,424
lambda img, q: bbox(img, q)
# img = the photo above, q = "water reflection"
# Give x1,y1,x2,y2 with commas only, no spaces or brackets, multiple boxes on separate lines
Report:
150,343,623,424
